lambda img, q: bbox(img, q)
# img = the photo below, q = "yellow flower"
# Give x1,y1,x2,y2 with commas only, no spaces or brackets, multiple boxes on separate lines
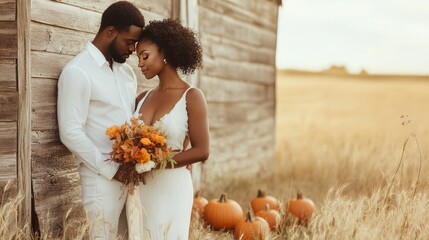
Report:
105,125,120,139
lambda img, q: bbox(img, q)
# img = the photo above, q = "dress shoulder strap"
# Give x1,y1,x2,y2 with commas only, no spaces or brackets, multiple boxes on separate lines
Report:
182,87,194,100
134,89,153,117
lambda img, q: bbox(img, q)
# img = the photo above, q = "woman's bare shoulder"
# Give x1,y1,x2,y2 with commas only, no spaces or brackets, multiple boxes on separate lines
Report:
186,87,207,112
186,87,205,102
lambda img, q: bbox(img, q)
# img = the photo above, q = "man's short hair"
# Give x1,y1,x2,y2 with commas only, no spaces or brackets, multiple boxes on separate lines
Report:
99,1,145,32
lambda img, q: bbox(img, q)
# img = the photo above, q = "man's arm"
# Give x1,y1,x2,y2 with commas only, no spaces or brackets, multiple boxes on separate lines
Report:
57,66,119,180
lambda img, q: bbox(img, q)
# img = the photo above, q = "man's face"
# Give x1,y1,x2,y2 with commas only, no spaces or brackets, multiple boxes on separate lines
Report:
108,25,142,63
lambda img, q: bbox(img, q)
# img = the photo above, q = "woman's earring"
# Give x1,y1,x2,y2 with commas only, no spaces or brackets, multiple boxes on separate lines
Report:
163,59,167,64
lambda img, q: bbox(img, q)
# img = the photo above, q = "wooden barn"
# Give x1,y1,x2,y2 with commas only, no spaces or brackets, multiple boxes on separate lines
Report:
0,0,280,234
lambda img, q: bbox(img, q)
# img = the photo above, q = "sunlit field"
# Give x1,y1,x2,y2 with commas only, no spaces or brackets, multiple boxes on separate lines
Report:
2,72,429,239
275,72,429,198
190,72,429,239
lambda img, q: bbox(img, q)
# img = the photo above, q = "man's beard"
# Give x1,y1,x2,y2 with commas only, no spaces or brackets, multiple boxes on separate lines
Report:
108,37,128,63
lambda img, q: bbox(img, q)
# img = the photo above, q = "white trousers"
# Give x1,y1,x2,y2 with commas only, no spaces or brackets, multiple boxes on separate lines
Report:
79,165,127,240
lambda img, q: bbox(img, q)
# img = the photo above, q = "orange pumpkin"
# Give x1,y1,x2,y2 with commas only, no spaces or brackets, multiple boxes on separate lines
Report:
286,192,316,224
234,210,270,240
251,189,280,213
204,194,244,230
255,204,281,230
192,190,208,217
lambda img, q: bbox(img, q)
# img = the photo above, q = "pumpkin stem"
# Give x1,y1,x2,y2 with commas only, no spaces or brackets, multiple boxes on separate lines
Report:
265,203,270,211
257,189,265,198
194,190,200,198
245,210,253,222
219,194,227,203
297,191,303,199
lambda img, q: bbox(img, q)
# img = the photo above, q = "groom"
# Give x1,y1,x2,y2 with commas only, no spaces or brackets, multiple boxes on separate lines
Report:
57,1,144,239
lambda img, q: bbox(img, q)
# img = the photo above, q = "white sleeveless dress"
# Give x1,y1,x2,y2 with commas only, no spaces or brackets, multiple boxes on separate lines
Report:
132,87,194,240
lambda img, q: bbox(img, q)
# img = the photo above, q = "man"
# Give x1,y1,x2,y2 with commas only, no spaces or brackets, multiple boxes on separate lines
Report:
57,2,144,239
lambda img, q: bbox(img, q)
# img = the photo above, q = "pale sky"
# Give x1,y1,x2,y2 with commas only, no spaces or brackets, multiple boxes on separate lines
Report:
276,0,429,75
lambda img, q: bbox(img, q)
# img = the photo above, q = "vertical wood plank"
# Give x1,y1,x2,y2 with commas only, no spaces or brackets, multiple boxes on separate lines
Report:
17,0,32,233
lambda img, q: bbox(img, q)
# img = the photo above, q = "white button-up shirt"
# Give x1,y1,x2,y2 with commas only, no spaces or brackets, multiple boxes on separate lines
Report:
58,42,137,180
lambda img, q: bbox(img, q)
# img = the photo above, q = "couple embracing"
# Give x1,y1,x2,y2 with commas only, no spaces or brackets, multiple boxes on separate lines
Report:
57,1,209,239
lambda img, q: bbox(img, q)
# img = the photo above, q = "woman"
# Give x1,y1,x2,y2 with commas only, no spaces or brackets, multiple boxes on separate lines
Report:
132,19,209,239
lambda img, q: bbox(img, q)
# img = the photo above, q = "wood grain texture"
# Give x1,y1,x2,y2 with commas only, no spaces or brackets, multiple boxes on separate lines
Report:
32,0,101,33
202,55,276,85
31,22,93,56
31,51,73,79
32,78,57,108
17,0,31,232
0,92,18,121
32,0,167,34
31,77,58,131
207,101,275,128
199,6,277,49
202,33,276,66
204,118,275,181
31,104,57,131
0,61,17,91
0,21,17,58
197,0,278,184
0,122,17,180
200,76,267,103
0,0,16,21
31,141,84,233
199,0,277,31
223,0,279,24
52,0,171,17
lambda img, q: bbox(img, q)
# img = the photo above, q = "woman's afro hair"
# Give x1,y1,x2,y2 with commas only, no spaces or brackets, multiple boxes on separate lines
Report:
141,19,203,75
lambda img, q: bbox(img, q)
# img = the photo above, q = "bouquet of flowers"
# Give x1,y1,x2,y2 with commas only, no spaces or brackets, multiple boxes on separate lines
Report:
105,116,176,190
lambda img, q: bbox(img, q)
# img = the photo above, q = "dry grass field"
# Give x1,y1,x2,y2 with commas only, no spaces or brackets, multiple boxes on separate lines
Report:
2,71,429,239
275,72,429,199
190,72,429,239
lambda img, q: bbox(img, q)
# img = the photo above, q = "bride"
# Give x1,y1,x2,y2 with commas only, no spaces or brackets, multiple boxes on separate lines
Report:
131,19,209,239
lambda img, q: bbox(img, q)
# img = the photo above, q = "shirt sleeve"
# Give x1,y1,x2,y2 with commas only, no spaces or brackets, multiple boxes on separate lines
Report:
57,66,119,180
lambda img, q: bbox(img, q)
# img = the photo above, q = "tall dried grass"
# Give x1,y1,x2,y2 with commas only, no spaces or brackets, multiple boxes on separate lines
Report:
0,181,89,240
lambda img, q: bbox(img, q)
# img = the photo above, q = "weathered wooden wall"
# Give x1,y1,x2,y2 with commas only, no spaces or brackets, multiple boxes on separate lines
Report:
198,0,278,183
0,0,18,200
30,0,171,231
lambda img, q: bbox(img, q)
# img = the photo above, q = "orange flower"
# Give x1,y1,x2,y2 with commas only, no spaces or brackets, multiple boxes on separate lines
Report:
148,133,165,145
105,125,120,139
134,148,151,163
142,125,151,134
120,139,134,151
106,117,174,171
140,138,152,146
123,151,132,163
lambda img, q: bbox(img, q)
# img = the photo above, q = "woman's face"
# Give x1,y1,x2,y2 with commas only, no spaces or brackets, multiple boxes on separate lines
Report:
137,39,165,79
